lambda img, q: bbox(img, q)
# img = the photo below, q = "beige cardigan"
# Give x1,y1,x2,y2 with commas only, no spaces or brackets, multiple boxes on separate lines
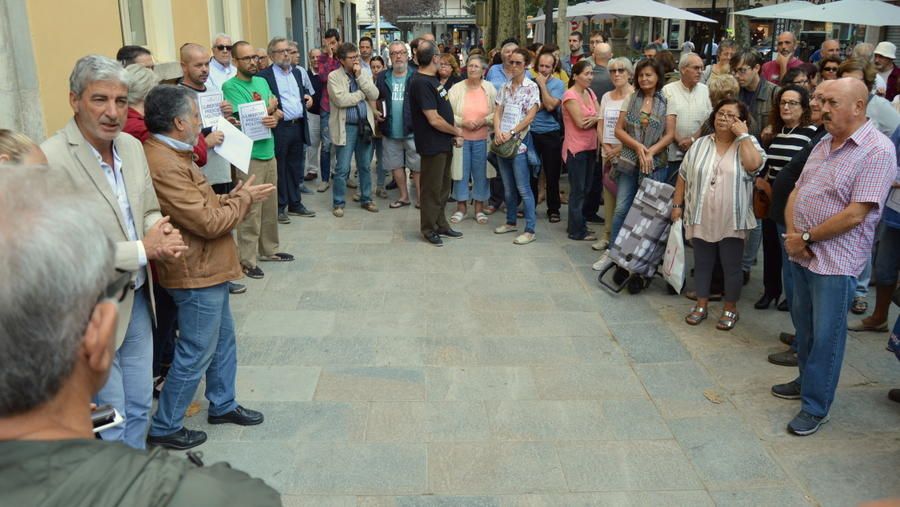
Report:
327,66,379,146
447,79,498,178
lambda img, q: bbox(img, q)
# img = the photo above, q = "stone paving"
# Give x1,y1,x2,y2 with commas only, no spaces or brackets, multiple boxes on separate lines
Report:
183,183,900,506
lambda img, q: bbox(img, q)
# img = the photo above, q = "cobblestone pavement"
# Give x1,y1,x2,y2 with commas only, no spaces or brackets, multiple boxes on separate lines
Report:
183,182,900,507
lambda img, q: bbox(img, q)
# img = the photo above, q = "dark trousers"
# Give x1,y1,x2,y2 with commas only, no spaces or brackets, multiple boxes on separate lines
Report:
693,237,745,303
274,120,307,212
761,218,783,298
420,151,452,235
532,130,563,214
487,151,505,208
566,149,595,239
151,277,177,378
582,154,604,219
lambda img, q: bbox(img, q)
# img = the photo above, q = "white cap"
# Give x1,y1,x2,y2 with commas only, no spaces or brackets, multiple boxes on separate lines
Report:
874,41,896,60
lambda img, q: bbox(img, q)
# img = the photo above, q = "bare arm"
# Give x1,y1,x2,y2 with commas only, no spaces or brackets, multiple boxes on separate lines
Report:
423,109,461,136
738,136,764,173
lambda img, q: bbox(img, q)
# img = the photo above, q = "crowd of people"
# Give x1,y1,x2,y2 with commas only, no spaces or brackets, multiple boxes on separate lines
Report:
1,24,900,504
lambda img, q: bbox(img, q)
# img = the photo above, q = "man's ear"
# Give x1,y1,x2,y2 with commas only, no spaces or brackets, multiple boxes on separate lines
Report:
82,302,118,377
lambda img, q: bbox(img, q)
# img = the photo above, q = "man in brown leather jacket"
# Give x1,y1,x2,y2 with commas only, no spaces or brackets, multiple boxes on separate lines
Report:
142,85,276,450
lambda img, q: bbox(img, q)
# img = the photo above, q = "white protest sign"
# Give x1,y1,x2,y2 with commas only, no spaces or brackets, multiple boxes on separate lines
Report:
213,117,253,174
197,91,224,129
602,108,620,144
237,100,272,141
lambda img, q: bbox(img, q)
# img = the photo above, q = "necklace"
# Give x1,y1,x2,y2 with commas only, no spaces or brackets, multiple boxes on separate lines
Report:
781,124,799,136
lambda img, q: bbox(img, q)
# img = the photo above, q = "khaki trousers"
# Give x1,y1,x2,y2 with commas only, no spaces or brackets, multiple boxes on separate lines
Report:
419,151,452,235
236,157,279,267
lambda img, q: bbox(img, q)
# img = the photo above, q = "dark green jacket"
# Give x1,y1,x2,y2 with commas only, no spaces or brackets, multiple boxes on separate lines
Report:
0,439,281,506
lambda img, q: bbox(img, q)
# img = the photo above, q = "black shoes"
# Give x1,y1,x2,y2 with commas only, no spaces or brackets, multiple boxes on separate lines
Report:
437,228,463,238
287,205,316,217
771,380,802,400
777,299,789,312
779,332,795,346
768,349,798,367
423,232,443,246
242,265,264,279
585,214,605,224
889,389,900,403
229,282,247,295
754,294,780,310
386,180,398,190
743,270,751,285
208,405,264,426
147,427,208,450
277,212,291,224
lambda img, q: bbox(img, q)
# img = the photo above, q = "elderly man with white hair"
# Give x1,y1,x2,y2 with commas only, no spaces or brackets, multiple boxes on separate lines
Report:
41,55,188,448
208,33,236,89
663,52,712,182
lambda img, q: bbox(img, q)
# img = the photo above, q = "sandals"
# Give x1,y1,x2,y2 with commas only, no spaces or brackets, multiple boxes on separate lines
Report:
850,296,868,315
548,212,561,223
475,212,488,224
716,310,739,331
450,211,465,223
484,205,497,215
389,200,411,209
685,306,708,326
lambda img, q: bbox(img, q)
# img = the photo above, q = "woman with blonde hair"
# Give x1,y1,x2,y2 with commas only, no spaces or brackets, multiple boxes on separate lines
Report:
0,129,46,165
439,53,462,88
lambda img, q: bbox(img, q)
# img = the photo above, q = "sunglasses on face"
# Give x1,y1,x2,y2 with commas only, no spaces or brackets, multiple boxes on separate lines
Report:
823,67,838,72
609,68,627,74
214,44,232,51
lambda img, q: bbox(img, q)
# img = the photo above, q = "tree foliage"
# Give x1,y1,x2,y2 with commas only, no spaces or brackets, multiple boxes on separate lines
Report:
371,0,442,26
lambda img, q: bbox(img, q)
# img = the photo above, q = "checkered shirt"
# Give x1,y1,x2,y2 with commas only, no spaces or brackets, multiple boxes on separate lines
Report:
792,120,897,276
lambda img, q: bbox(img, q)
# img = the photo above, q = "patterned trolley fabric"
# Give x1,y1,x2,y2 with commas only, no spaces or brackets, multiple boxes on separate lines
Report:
607,178,675,279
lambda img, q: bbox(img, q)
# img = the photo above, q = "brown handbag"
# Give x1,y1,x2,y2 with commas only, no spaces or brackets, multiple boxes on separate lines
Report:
753,178,772,219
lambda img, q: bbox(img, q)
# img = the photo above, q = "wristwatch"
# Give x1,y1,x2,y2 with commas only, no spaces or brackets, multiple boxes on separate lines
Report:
801,231,814,244
509,129,517,137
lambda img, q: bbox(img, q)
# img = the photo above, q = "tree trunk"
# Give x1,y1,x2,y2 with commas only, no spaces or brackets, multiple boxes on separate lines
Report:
732,0,751,48
556,0,568,52
496,0,521,43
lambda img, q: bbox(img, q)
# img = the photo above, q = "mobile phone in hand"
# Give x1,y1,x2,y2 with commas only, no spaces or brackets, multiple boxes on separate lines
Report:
92,404,124,433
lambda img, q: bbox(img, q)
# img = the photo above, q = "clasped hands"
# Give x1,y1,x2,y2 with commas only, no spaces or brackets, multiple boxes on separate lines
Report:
782,232,814,261
142,216,187,260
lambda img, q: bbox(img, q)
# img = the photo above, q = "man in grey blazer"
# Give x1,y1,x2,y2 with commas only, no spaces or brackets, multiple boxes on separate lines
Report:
41,55,186,449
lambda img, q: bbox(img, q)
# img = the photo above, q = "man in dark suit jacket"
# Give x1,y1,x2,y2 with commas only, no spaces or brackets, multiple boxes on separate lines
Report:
258,37,316,221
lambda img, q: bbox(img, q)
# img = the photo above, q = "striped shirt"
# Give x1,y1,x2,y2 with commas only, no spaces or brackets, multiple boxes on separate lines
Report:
792,120,896,276
764,125,817,181
679,134,766,231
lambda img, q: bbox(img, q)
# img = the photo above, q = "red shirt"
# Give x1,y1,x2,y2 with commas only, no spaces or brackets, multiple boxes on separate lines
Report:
124,107,208,167
760,58,803,85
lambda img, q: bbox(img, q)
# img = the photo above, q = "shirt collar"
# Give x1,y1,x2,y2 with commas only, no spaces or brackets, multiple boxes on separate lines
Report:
153,133,194,151
275,64,293,76
211,58,232,72
87,142,121,168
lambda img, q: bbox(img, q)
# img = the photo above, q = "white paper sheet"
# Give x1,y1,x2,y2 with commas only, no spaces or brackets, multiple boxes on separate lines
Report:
197,91,224,129
212,117,252,174
238,100,272,141
602,108,621,144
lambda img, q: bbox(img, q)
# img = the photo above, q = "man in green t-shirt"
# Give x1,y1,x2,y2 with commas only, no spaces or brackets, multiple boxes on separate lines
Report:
222,41,294,279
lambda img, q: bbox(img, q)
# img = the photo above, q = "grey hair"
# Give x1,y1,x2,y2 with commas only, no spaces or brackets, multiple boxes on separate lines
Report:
466,54,487,70
852,42,875,61
212,32,232,45
267,36,289,54
607,56,634,76
389,40,407,53
501,42,518,51
125,64,160,105
69,54,130,98
679,52,701,69
0,166,115,417
144,84,195,134
287,40,299,49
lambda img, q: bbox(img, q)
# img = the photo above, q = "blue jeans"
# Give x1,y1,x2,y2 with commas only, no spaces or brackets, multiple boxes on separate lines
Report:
742,221,762,273
320,111,332,182
95,287,153,449
497,151,536,233
610,165,672,243
453,139,489,202
789,263,855,418
149,283,239,436
776,223,797,351
855,258,872,298
333,123,374,207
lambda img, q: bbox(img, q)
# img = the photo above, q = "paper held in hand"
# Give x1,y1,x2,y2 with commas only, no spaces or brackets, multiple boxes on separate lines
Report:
212,116,252,174
197,91,224,129
238,100,272,141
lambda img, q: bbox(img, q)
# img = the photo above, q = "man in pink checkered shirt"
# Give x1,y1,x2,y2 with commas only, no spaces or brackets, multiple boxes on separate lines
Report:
771,79,897,436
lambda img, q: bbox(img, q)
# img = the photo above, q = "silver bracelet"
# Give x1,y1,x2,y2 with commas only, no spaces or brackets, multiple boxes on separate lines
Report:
736,134,751,142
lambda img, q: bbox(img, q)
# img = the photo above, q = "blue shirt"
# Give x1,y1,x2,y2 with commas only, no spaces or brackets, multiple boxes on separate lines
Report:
344,70,368,125
389,76,408,139
274,65,303,120
530,76,564,134
486,64,531,93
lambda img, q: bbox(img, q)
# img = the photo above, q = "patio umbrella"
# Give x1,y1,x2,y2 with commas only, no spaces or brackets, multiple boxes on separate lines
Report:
734,1,815,18
573,0,717,23
364,19,399,31
773,0,900,26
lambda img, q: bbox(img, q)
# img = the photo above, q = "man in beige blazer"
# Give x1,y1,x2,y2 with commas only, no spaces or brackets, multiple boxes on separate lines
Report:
41,55,186,449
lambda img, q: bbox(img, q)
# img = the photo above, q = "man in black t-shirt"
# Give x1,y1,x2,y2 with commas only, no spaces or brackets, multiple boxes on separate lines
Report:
409,40,464,246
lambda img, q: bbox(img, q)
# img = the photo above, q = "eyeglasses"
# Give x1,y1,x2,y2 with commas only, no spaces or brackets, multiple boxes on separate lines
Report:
823,66,839,72
343,55,359,60
508,60,525,66
780,100,802,108
100,270,134,305
609,68,627,74
235,55,261,62
733,66,754,75
271,49,290,55
685,65,703,71
389,51,407,56
715,111,739,120
791,79,809,85
214,45,232,51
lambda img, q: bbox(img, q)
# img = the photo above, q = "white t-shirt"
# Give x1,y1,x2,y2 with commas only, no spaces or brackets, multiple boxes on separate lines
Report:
663,80,712,161
599,92,626,148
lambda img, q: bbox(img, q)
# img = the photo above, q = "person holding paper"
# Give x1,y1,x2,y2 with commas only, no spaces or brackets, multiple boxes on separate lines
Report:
258,37,316,223
327,41,380,217
222,41,294,280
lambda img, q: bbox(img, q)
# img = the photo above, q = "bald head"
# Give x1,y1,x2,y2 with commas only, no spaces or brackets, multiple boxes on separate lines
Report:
776,31,796,57
820,78,869,139
593,42,612,62
180,43,211,88
821,39,840,59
